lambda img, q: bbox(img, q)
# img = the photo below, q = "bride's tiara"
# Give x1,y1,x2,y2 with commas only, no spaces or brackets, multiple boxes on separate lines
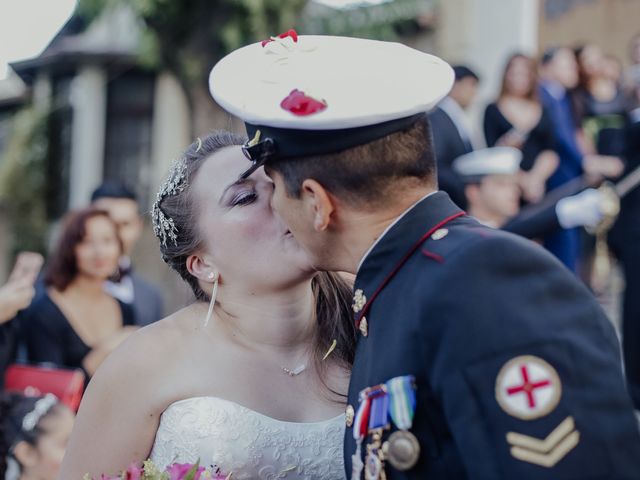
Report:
151,159,188,248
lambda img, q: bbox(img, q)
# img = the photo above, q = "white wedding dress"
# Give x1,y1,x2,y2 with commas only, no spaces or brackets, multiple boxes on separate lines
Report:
149,396,346,479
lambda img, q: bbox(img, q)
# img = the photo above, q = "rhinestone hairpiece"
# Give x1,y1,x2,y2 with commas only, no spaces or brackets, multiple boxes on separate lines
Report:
22,394,58,432
152,159,188,247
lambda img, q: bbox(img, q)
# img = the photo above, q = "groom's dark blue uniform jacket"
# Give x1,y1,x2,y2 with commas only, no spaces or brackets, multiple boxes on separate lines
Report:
344,191,640,479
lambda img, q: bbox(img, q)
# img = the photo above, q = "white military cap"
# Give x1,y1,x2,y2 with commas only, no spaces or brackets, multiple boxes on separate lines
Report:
209,31,454,178
452,147,523,182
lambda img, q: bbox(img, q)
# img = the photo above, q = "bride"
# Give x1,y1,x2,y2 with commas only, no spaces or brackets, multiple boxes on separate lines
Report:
58,131,356,479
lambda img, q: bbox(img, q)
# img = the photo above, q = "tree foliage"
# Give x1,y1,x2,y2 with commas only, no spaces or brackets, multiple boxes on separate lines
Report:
0,108,50,257
75,0,431,136
77,0,306,125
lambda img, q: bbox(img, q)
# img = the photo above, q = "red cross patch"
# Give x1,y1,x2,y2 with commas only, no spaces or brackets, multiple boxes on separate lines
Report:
495,355,562,420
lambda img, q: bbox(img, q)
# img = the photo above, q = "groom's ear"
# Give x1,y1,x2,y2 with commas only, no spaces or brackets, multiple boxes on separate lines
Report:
300,179,337,232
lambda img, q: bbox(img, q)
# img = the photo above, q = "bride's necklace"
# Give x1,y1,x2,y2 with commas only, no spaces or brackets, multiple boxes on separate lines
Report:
280,350,309,377
281,363,307,377
281,339,336,377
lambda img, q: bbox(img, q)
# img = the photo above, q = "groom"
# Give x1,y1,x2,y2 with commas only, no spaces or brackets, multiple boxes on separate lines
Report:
210,34,640,478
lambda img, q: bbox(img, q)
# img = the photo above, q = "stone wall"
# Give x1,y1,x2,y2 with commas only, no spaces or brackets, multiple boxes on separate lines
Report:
538,0,640,63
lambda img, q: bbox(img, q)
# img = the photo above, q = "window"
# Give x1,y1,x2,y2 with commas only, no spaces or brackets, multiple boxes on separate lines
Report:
103,72,154,208
47,75,73,219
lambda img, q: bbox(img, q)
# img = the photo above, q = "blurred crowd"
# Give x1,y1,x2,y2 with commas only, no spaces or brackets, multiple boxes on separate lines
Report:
432,37,640,273
1,182,165,381
0,182,164,478
430,33,640,417
2,33,640,480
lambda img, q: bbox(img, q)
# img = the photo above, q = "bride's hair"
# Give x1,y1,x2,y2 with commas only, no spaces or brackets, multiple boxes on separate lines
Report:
155,131,357,375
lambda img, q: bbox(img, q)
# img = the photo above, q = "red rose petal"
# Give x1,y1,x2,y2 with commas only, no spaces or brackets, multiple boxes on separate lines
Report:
281,89,327,116
261,29,298,48
279,29,298,42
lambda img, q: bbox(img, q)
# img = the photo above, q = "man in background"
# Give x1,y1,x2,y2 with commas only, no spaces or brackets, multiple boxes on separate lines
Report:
454,146,607,238
626,32,640,91
428,65,480,208
538,47,585,272
91,182,164,327
609,85,640,409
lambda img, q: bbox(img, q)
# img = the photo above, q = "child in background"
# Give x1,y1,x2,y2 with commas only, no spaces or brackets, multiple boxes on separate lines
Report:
0,393,74,480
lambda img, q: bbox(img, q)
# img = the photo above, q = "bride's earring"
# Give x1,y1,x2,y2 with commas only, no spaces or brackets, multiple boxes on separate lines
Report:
204,271,219,327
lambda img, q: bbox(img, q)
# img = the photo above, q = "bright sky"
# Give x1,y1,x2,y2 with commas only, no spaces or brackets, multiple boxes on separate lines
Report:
0,0,78,79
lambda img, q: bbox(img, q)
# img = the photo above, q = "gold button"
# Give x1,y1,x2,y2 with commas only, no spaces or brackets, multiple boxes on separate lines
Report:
431,228,449,240
345,405,355,427
359,317,368,337
352,289,367,313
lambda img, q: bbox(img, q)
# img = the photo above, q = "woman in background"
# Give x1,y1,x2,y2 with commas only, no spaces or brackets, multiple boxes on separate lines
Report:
0,280,32,387
0,393,74,480
484,53,559,203
23,209,136,379
573,44,629,158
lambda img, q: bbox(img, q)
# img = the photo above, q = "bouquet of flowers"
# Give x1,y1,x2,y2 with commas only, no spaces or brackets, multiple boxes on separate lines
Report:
83,460,231,480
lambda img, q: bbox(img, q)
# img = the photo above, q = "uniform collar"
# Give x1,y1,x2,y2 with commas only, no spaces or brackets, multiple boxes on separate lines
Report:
356,190,438,273
354,191,464,311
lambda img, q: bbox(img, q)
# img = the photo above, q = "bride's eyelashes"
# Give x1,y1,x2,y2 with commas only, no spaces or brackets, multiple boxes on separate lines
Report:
231,190,258,206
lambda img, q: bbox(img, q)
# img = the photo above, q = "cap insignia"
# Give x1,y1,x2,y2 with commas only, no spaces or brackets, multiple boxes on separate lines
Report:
247,130,262,148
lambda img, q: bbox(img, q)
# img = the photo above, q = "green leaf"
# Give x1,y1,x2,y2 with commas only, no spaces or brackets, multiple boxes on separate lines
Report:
183,461,201,480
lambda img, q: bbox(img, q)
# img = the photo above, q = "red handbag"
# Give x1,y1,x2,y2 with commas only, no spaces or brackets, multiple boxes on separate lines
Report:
4,364,85,411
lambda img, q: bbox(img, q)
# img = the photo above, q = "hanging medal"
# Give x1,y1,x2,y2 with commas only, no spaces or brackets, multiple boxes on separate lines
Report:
351,389,371,480
384,375,420,471
365,386,390,480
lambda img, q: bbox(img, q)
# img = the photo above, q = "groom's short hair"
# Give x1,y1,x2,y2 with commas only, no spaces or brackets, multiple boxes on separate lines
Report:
268,116,437,208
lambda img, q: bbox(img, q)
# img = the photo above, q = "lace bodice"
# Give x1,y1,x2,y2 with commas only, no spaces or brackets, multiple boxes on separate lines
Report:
149,396,346,479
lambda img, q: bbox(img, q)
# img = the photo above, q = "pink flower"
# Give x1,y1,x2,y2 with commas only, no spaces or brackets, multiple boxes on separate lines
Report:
166,463,205,480
125,463,144,480
280,89,327,116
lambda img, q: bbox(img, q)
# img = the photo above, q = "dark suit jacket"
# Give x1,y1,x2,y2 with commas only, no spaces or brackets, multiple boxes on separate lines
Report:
608,119,640,408
130,273,164,327
502,200,562,239
427,108,472,208
538,86,584,189
345,191,640,479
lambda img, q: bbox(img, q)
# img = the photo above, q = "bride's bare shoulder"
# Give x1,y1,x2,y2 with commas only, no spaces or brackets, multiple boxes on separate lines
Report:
132,304,204,351
86,305,204,407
